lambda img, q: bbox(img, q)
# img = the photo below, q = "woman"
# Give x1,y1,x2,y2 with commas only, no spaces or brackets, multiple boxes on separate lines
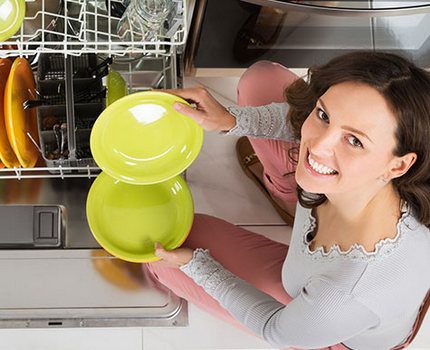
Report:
147,52,430,349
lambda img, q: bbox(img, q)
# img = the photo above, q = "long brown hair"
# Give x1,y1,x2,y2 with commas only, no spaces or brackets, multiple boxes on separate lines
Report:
285,51,430,228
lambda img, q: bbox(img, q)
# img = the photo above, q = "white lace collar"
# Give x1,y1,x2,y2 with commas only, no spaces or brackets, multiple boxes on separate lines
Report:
301,202,418,261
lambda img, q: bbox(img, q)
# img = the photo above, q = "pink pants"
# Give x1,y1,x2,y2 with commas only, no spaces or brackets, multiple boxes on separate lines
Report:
146,61,348,350
239,61,299,204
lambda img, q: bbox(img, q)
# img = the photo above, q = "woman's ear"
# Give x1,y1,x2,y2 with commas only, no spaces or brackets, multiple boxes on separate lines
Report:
388,152,417,179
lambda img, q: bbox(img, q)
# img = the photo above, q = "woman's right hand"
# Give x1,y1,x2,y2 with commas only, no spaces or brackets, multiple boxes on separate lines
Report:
165,86,237,132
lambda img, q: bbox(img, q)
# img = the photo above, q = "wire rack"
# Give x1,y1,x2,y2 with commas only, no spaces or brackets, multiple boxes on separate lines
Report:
0,0,185,179
0,166,101,179
0,52,180,179
0,0,187,58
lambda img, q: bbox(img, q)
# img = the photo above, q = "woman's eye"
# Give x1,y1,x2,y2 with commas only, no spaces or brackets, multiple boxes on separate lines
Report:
346,135,363,148
316,108,329,123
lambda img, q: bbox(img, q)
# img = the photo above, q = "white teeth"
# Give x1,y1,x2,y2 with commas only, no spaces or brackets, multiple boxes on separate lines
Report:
308,154,337,175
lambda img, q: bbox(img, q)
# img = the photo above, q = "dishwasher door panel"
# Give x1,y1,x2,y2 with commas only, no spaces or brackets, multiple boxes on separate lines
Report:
0,179,188,328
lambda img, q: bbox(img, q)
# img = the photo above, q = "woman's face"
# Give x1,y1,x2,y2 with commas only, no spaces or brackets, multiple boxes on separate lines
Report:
295,81,401,197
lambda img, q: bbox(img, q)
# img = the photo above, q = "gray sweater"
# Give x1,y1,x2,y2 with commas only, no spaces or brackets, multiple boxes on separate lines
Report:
180,103,430,350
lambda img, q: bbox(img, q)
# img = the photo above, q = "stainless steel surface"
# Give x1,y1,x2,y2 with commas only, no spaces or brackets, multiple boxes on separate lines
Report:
0,178,98,248
0,250,187,328
184,0,206,75
187,0,430,71
0,177,188,328
239,0,430,17
0,205,64,248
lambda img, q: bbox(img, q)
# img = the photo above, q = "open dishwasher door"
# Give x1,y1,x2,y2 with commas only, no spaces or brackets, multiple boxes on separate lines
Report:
0,178,187,328
0,0,190,329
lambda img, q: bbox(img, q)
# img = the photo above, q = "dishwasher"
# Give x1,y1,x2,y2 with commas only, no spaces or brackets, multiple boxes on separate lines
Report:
0,0,189,328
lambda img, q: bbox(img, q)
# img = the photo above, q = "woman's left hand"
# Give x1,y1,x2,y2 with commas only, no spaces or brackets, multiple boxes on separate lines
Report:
154,242,194,268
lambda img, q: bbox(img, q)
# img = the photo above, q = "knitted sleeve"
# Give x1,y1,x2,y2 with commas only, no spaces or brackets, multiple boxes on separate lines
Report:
180,249,379,349
225,103,297,141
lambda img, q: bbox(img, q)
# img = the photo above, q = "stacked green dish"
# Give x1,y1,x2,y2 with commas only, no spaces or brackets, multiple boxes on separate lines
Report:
86,172,194,263
87,91,203,262
106,68,127,106
91,91,203,184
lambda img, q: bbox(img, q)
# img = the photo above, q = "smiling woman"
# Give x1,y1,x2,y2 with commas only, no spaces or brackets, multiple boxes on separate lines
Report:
145,52,430,350
286,52,430,226
296,81,409,197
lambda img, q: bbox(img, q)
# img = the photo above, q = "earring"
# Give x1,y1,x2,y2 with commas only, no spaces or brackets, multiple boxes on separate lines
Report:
378,175,390,183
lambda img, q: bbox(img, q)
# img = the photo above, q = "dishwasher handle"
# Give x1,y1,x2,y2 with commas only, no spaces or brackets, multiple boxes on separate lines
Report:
239,0,430,17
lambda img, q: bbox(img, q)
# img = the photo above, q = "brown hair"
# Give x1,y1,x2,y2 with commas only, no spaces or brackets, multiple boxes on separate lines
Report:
285,51,430,228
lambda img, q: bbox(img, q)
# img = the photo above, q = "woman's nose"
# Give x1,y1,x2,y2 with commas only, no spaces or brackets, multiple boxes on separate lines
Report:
311,129,337,157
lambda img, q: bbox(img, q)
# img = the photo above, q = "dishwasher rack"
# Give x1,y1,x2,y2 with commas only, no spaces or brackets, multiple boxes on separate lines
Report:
0,0,187,179
0,0,187,57
0,53,181,179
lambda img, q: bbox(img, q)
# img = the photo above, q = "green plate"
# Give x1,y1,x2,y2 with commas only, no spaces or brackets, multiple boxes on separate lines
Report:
106,68,127,106
0,0,25,41
91,91,203,184
86,172,194,262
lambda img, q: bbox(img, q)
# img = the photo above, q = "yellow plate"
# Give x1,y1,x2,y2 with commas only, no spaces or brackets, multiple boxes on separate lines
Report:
90,91,203,184
86,172,194,263
0,0,25,41
4,57,40,168
0,58,19,168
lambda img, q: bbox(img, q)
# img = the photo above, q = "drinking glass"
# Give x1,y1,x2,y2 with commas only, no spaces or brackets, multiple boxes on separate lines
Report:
116,0,173,42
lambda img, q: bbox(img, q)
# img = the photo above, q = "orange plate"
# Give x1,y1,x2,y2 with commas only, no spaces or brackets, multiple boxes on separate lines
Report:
4,57,40,168
0,58,19,168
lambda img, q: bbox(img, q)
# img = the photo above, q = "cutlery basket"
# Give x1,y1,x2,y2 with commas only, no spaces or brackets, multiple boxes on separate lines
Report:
36,54,105,172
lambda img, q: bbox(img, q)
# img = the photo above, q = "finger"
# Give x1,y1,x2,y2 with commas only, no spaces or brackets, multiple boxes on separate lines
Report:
154,242,178,261
163,86,209,105
154,242,167,258
151,258,178,269
154,248,181,269
156,88,197,104
173,102,205,125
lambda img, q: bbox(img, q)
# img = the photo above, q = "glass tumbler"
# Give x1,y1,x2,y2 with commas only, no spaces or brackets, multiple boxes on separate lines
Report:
116,0,173,42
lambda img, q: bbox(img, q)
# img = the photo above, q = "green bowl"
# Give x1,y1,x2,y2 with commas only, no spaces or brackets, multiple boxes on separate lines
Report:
106,68,127,106
0,0,25,41
91,91,204,184
86,172,194,262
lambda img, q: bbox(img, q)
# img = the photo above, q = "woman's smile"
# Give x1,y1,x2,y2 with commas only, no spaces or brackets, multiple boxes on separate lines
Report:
306,151,338,176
